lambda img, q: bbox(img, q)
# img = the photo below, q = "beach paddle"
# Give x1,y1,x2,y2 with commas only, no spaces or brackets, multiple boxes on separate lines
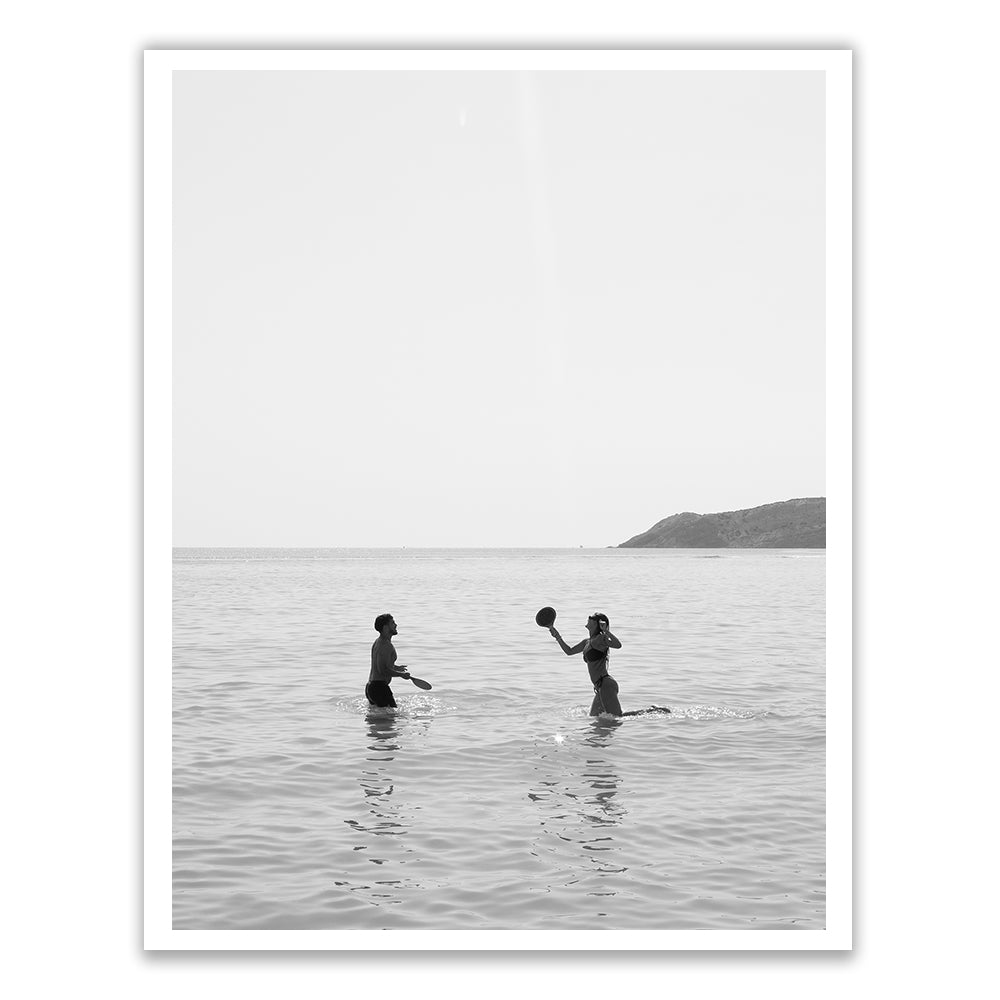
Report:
535,606,557,628
407,675,433,690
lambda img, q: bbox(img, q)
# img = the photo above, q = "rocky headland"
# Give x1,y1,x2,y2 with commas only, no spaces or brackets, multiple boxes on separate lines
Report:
618,497,826,548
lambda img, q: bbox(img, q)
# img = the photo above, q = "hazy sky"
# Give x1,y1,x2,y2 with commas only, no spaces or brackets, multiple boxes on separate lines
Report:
173,70,824,546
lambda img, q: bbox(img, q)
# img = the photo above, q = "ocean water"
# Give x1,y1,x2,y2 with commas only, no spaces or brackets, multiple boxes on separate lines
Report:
173,548,825,930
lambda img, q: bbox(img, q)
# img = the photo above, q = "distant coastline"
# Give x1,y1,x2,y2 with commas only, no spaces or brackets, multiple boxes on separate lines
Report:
172,498,826,550
618,498,826,549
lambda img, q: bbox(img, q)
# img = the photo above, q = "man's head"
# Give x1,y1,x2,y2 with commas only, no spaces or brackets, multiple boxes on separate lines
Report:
374,613,397,636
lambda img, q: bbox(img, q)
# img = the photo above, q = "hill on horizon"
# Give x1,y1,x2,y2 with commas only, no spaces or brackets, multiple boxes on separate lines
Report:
618,497,826,548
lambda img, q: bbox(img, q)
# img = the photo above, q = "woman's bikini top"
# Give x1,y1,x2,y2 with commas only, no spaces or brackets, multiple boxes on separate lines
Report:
583,640,607,664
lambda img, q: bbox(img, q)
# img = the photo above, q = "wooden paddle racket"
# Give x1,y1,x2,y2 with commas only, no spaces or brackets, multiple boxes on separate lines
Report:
535,606,557,628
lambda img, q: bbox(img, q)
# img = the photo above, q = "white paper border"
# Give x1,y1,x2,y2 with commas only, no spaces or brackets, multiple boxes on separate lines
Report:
144,48,852,950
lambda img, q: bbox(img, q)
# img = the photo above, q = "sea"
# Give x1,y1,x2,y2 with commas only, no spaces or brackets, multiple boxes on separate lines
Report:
172,547,826,931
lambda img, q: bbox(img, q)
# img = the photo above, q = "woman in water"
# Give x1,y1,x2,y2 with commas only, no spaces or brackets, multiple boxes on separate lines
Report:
548,612,623,716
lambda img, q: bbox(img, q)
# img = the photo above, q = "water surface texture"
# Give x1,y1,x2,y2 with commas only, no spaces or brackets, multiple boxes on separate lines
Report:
173,548,825,930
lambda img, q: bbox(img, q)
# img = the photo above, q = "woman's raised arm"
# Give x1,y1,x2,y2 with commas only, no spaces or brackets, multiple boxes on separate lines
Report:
549,627,586,656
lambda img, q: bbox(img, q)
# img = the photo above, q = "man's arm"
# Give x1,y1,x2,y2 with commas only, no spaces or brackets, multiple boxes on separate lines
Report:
549,628,586,656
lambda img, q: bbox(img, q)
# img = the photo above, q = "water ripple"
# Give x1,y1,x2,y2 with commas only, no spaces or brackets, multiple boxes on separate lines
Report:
173,548,825,930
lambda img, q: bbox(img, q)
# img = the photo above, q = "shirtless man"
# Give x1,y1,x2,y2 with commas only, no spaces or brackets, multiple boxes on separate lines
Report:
366,613,411,708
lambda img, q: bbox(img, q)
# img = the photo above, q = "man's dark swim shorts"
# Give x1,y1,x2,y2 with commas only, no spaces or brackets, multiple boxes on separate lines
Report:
365,680,396,708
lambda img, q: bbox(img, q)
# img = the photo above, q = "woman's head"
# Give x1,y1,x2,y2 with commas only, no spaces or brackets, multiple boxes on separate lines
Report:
587,612,609,635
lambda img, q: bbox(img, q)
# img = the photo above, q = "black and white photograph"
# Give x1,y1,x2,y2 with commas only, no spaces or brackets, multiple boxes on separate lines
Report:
13,0,1000,992
145,49,852,948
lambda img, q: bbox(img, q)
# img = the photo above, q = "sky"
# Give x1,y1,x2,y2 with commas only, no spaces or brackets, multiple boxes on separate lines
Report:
173,70,825,547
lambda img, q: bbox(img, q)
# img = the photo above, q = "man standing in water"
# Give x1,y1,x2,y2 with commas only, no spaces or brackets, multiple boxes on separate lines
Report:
367,613,411,708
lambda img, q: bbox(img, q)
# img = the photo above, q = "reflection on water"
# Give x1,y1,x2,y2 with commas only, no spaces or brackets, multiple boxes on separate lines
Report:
528,719,629,899
579,723,629,883
354,712,404,836
336,712,423,910
580,722,627,833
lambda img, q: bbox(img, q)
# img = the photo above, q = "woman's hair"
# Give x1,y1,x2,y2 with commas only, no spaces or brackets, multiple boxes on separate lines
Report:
590,612,609,631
